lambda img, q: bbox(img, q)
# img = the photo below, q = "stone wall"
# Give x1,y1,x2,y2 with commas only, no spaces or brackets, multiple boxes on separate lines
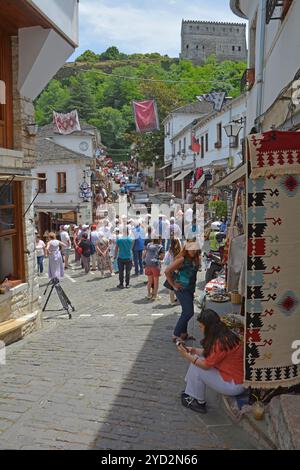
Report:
181,21,247,65
0,37,42,335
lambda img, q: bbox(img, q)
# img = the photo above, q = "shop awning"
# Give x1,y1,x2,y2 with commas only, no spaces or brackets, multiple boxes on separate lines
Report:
35,207,78,214
160,163,172,171
165,172,180,180
214,163,247,188
173,169,193,182
0,175,46,182
211,158,230,168
192,174,206,190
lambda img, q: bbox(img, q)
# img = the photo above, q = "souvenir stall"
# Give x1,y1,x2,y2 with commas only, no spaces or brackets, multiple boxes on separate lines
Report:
204,164,247,307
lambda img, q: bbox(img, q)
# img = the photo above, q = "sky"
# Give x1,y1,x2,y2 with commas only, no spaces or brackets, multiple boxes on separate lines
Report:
73,0,245,59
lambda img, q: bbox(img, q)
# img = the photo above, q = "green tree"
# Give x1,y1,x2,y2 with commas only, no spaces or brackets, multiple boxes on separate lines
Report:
89,107,128,150
65,74,96,120
100,46,125,61
209,200,228,218
35,80,70,125
75,50,100,63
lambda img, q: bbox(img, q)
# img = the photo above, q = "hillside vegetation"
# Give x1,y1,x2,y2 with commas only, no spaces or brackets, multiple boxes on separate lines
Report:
35,47,246,165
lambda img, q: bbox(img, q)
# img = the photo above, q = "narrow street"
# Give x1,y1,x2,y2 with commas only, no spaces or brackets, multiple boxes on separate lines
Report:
0,265,259,450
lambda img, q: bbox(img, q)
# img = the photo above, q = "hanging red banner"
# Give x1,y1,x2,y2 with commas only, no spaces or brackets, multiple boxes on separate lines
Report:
132,99,160,133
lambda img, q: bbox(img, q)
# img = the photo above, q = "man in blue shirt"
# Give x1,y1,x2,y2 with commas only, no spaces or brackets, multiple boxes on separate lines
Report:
132,221,145,276
115,226,134,288
220,217,228,234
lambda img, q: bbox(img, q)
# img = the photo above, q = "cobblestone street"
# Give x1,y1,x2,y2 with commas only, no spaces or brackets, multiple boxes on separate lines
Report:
0,265,259,450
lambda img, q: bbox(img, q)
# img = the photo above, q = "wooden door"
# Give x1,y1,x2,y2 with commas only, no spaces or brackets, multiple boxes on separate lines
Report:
0,32,13,149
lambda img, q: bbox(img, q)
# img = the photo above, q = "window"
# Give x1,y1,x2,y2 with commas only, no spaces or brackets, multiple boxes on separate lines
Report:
186,44,189,49
201,136,204,159
38,174,46,193
238,46,241,52
205,133,209,152
237,28,240,33
0,181,24,283
57,173,66,193
179,140,182,154
216,123,222,146
183,137,186,154
232,46,235,52
196,45,199,49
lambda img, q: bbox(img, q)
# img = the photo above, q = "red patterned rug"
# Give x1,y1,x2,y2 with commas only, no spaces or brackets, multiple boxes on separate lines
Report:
248,131,300,179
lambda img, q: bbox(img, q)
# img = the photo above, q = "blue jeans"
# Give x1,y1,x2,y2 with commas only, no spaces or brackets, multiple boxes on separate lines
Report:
37,256,44,274
133,250,144,274
118,259,132,286
174,288,195,337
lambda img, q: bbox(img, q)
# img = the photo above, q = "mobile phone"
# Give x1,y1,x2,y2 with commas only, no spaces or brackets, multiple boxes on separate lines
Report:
176,341,189,351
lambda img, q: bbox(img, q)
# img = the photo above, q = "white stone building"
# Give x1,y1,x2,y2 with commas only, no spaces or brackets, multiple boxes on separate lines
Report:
230,0,300,132
32,123,101,234
0,1,79,344
162,101,212,192
167,95,246,201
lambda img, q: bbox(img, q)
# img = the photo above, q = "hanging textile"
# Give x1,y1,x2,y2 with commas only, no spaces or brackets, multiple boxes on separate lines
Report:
132,99,160,133
196,92,226,112
246,175,300,388
53,110,81,135
191,132,201,153
227,234,246,293
247,130,300,179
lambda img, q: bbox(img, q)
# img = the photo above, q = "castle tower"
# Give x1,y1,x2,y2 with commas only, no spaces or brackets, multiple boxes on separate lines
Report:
181,20,247,65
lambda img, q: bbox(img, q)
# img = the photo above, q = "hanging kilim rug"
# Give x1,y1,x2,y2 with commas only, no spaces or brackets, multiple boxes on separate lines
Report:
247,130,300,179
246,174,300,388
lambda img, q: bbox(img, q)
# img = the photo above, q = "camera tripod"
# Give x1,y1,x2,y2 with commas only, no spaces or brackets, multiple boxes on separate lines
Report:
42,277,75,319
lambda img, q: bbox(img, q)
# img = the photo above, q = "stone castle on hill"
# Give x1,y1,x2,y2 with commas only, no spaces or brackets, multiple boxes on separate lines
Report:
181,20,247,65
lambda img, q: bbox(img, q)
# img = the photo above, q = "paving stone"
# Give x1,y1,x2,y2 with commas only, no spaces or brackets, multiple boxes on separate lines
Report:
0,267,260,450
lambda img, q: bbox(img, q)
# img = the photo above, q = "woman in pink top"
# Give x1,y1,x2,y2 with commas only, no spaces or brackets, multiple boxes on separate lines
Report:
177,309,245,414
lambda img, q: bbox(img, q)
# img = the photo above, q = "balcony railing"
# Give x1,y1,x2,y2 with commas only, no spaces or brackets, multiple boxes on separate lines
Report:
266,0,293,24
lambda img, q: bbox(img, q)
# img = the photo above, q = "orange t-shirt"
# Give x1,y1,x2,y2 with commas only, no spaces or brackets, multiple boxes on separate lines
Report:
203,341,244,384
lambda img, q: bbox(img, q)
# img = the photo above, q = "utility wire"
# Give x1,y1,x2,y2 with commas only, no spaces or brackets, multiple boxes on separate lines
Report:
76,67,243,86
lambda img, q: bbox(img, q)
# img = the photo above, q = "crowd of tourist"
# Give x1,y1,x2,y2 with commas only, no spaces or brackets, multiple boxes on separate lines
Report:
34,186,245,416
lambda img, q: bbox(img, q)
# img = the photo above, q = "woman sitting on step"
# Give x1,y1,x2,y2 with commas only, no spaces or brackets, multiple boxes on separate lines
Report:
177,309,245,414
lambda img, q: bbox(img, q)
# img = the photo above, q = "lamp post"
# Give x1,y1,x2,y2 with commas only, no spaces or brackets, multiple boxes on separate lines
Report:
224,117,247,163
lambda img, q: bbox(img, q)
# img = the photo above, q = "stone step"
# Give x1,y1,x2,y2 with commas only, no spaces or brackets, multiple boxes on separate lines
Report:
0,313,39,345
221,395,277,450
0,319,25,337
